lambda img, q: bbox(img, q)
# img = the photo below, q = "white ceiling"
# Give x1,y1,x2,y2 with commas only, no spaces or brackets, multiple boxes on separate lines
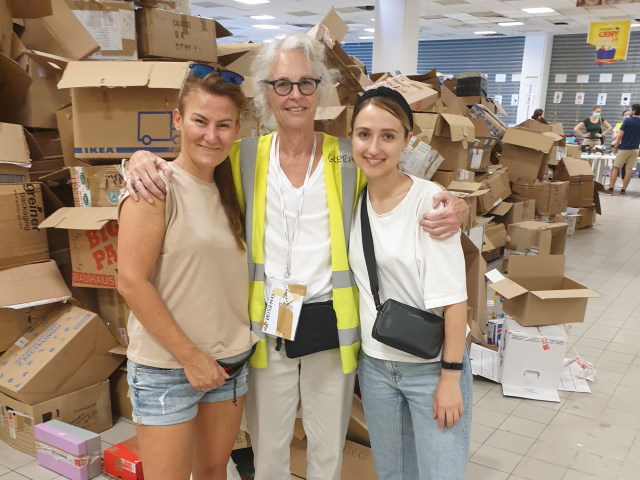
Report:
190,0,640,44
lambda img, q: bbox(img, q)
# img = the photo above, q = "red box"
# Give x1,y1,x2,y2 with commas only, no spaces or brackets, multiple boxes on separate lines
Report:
103,436,144,480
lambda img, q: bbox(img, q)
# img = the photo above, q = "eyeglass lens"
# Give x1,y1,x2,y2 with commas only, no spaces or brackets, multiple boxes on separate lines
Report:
273,79,318,96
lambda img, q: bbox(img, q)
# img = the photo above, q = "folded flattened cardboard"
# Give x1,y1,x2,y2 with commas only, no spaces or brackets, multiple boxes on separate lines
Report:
15,50,71,129
489,255,599,326
0,0,12,57
217,42,261,78
0,122,31,167
136,8,231,62
0,303,121,404
511,181,569,216
98,289,130,347
0,52,33,125
291,437,378,480
500,128,555,183
0,380,112,455
462,232,487,339
39,207,119,288
429,114,475,171
58,61,189,159
8,0,53,18
506,221,568,256
498,317,567,402
467,104,507,139
21,0,99,60
314,106,348,139
0,260,71,352
0,182,49,270
489,199,535,226
35,419,102,479
65,0,137,61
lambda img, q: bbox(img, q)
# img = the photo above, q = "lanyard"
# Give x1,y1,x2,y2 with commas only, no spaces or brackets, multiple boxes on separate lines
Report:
275,134,317,279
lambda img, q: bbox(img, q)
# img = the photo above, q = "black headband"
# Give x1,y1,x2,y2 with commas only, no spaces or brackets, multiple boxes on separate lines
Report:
354,86,414,129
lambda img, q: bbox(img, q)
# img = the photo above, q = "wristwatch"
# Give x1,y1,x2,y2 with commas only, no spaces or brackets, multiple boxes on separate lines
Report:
441,360,464,371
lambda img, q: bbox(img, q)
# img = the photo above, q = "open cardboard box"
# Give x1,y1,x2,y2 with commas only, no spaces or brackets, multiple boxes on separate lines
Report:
506,221,568,256
489,199,535,226
553,157,595,183
511,181,569,216
500,128,555,183
429,113,475,171
489,255,599,327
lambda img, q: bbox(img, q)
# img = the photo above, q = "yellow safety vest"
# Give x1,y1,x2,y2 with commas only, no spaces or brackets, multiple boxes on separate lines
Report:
229,132,366,374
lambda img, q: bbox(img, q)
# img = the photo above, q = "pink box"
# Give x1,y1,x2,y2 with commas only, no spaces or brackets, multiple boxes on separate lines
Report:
34,420,102,480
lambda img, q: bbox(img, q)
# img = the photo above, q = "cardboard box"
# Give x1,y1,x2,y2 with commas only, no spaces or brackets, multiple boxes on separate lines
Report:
399,135,445,180
315,106,348,139
40,207,119,288
468,137,497,172
489,199,535,226
566,144,581,158
506,221,568,256
489,255,599,327
429,114,475,171
0,380,112,455
98,289,130,347
0,303,121,404
499,317,567,401
290,437,378,479
0,163,30,183
0,122,31,167
14,50,71,129
217,43,261,78
553,157,594,183
476,166,511,214
8,0,53,18
66,0,137,61
576,205,596,229
544,132,566,166
346,394,369,447
103,436,144,480
483,222,507,253
452,190,483,231
567,181,595,208
0,1,13,66
0,260,72,352
500,128,555,183
511,181,569,216
21,0,99,60
462,232,487,340
35,420,102,480
136,8,231,62
58,61,189,159
67,165,125,207
109,367,131,421
0,52,33,125
467,104,507,139
368,74,438,112
0,183,49,270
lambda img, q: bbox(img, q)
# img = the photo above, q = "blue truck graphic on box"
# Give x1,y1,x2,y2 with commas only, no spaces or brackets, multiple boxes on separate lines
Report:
74,111,180,155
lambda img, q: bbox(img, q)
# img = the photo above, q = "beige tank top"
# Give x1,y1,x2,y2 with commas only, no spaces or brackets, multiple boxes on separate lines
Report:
123,163,257,368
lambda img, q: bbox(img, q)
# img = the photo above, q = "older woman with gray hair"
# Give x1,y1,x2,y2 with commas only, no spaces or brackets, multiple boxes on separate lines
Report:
125,33,466,480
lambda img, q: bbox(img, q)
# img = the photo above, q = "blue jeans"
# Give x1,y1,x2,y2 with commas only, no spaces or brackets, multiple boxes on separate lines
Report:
358,350,472,480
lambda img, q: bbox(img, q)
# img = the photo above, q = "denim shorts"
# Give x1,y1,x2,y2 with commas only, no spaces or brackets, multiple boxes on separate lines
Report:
127,360,248,426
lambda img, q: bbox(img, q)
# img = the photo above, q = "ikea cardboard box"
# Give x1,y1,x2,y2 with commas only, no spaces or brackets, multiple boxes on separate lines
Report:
21,0,99,60
429,114,475,171
506,221,568,256
489,255,599,327
498,317,567,402
0,380,112,455
489,199,535,226
0,303,121,404
500,128,555,183
0,260,72,352
136,8,231,62
66,0,137,61
58,61,189,159
511,181,569,216
40,207,119,288
0,183,49,270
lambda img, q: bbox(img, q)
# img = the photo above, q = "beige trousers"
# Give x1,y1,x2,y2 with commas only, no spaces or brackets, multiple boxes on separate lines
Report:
245,336,356,480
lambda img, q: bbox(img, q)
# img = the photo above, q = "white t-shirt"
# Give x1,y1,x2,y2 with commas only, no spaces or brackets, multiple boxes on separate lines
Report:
348,175,468,363
264,134,333,303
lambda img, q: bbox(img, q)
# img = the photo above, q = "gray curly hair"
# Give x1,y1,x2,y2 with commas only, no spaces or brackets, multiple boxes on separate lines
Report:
251,33,338,131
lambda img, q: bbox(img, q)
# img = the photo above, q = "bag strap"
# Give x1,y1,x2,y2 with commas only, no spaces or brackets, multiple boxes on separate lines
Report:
360,187,383,311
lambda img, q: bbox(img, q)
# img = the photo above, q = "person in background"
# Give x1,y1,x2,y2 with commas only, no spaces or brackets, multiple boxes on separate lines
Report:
123,34,468,480
531,108,548,124
574,106,612,148
348,87,471,480
605,103,640,195
117,65,258,480
613,109,631,179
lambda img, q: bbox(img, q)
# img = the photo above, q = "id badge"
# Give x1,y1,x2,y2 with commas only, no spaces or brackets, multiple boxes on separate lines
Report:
263,275,307,340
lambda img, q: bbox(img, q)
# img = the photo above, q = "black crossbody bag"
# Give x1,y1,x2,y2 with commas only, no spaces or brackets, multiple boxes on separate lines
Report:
360,188,444,359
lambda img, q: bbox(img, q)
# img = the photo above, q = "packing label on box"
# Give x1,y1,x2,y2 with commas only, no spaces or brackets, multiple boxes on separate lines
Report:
36,440,99,467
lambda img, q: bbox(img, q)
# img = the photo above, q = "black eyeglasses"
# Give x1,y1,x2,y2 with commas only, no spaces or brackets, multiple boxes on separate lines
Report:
261,78,321,96
189,63,244,86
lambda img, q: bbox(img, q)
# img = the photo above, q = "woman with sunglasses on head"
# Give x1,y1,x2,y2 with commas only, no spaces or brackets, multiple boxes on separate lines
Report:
348,87,471,480
125,34,468,480
117,65,258,480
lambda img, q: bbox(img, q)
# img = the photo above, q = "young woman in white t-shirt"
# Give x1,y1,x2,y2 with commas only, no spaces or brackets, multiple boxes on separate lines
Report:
348,87,472,480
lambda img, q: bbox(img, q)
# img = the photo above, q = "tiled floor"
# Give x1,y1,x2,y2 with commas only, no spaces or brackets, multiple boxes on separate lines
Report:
1,180,639,479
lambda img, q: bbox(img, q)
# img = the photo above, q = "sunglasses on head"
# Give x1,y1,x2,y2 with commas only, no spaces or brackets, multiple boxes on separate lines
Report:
189,63,244,86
